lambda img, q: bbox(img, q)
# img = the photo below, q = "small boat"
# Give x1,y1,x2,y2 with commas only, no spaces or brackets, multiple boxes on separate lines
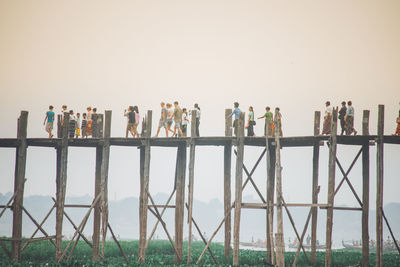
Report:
342,240,375,249
240,239,266,249
288,239,325,249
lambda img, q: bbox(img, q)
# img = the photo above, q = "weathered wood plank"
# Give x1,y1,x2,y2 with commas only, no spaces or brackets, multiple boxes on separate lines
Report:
138,111,152,262
311,111,321,265
274,109,285,267
187,110,197,264
233,112,244,266
376,105,384,267
175,143,187,263
224,108,232,258
266,139,275,263
55,112,69,261
11,111,28,262
325,108,338,267
100,111,112,258
362,139,370,265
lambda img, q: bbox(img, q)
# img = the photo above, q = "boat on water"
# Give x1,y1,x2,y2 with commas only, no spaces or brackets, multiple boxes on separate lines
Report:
342,238,399,251
240,239,266,249
288,238,325,250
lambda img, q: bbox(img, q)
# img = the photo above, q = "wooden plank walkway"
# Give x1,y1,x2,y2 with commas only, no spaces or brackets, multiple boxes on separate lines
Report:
0,135,398,149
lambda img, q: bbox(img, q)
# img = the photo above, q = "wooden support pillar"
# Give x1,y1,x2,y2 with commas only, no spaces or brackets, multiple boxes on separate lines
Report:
311,111,320,265
57,114,62,138
175,143,187,263
187,110,197,264
361,110,370,267
224,108,232,258
274,110,285,267
92,140,103,261
100,112,111,257
266,136,276,262
138,111,152,263
11,111,28,261
233,112,245,266
362,110,370,136
325,108,338,267
55,113,69,261
92,111,111,261
376,105,384,267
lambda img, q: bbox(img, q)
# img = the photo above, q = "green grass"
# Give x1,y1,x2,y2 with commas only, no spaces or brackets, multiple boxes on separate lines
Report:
0,239,399,266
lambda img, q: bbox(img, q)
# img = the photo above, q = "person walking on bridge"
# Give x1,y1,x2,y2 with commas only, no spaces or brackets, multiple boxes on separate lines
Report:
171,101,184,137
393,102,400,136
155,102,168,137
246,106,255,136
345,101,358,135
124,106,137,138
258,106,273,137
338,101,347,135
321,101,332,135
229,102,241,136
43,105,55,138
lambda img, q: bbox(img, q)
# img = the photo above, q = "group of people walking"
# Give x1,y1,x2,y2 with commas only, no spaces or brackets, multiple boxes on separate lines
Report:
228,102,283,137
43,102,400,138
43,105,101,138
321,101,358,136
155,102,201,138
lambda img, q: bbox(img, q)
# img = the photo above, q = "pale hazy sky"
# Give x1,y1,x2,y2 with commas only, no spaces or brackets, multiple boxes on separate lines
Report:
0,0,399,211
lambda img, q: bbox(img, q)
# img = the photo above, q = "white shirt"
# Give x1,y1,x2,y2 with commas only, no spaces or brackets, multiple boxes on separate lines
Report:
182,113,188,125
325,106,333,116
195,108,201,119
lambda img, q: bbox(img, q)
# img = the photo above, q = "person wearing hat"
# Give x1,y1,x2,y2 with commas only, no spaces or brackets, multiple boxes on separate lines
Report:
321,101,333,135
338,101,347,135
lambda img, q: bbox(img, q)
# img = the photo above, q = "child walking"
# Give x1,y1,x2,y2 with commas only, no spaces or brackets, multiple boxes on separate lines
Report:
43,105,55,138
182,108,189,137
75,113,81,138
81,113,88,138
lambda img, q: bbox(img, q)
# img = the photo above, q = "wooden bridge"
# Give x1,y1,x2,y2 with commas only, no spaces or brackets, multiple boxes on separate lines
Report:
0,105,399,266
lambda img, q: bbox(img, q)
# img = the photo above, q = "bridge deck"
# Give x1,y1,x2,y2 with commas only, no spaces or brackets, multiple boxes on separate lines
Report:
0,135,398,148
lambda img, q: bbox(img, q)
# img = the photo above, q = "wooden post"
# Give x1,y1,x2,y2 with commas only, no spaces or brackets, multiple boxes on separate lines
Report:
92,111,111,261
100,111,111,257
224,108,232,258
362,110,370,136
57,114,62,138
55,113,69,261
11,111,28,261
274,110,285,267
311,111,320,265
325,108,338,267
361,110,370,266
362,143,370,266
175,143,187,263
187,110,197,263
266,136,276,262
376,105,384,267
233,112,244,266
92,140,103,261
138,111,152,262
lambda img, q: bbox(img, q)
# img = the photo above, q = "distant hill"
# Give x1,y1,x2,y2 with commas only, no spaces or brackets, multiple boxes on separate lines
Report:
1,193,399,247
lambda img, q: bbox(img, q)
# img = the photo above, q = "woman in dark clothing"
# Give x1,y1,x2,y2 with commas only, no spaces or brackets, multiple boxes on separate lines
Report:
246,106,255,136
338,101,347,135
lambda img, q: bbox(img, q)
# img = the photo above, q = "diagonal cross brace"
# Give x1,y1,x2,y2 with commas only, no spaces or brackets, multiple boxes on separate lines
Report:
196,148,267,264
234,148,267,204
145,189,175,249
334,147,363,207
185,203,218,264
147,191,182,262
22,203,56,252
